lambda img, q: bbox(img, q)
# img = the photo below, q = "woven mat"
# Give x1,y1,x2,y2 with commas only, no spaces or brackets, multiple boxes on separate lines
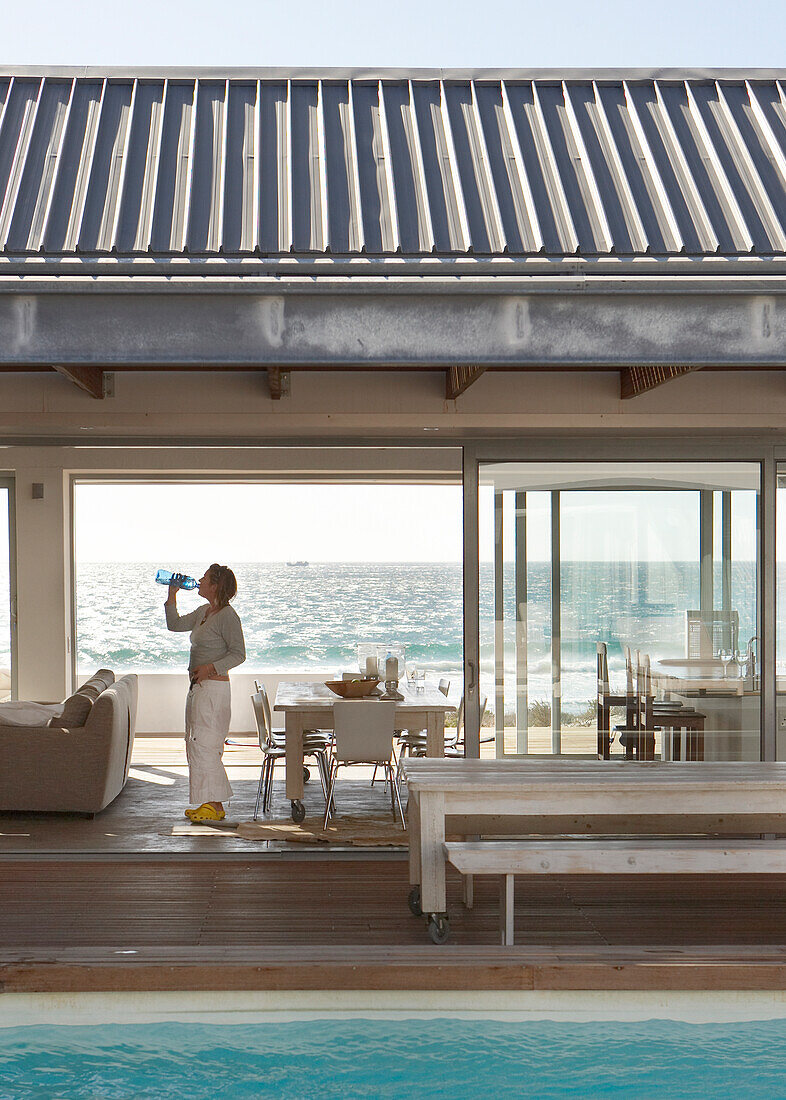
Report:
235,815,409,846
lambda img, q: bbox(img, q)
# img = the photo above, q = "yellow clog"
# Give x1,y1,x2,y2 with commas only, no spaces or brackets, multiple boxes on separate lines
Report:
185,803,226,822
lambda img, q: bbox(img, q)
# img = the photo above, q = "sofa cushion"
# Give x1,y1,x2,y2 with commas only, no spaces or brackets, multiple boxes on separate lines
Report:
48,691,93,729
0,701,64,727
76,669,115,700
46,669,115,729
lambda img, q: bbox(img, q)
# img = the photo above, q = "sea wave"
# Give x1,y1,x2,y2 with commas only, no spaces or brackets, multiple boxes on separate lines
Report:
64,559,759,709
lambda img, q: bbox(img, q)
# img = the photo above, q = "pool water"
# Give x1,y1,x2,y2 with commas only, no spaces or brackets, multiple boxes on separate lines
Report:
1,1017,785,1099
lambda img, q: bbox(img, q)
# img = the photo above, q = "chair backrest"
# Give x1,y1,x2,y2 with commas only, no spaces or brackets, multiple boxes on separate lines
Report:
251,690,270,750
455,695,486,742
624,647,638,728
596,642,610,706
333,700,396,763
438,678,450,697
256,682,274,736
636,653,654,732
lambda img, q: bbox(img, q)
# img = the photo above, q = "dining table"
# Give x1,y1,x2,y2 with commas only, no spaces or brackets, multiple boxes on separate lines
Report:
273,680,457,821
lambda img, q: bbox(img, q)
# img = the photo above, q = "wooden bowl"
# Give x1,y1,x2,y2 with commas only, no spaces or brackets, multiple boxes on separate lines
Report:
324,679,381,698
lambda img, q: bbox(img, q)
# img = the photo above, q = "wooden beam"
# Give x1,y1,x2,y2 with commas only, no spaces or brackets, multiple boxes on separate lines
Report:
446,365,486,400
620,365,701,399
53,365,105,399
266,366,291,400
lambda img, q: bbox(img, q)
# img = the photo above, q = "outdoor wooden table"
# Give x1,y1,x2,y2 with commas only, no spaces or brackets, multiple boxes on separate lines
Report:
274,680,456,822
402,758,786,943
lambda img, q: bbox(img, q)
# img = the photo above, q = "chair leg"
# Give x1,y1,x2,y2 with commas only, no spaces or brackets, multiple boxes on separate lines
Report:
316,752,327,798
263,756,277,813
396,742,409,785
323,761,338,830
319,751,336,817
389,762,406,831
253,758,267,820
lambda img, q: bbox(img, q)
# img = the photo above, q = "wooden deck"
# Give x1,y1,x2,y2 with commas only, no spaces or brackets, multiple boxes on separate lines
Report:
4,858,786,992
4,738,786,994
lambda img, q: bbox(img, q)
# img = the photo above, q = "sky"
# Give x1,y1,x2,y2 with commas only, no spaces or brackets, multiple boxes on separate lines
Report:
73,483,465,563
69,482,759,564
0,0,783,68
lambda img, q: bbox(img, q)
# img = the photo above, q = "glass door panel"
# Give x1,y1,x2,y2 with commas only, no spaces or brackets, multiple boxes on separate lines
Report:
479,462,760,760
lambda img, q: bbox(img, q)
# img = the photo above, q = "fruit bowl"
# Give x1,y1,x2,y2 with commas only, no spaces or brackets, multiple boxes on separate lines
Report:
324,678,381,698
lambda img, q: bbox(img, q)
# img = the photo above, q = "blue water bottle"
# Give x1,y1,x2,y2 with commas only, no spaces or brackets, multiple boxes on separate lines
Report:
155,568,198,590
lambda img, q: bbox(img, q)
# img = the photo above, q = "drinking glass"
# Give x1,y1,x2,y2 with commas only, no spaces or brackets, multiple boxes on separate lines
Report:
719,649,730,678
409,667,426,693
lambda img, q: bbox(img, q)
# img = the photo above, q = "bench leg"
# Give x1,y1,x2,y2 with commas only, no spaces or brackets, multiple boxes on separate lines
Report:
499,874,515,946
462,872,474,910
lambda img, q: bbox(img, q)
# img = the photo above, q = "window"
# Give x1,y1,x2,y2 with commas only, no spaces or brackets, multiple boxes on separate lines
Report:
479,462,760,760
73,480,463,685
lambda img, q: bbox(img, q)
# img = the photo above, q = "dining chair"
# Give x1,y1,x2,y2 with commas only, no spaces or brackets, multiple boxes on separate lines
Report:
250,689,287,818
597,642,627,759
616,654,706,761
254,680,332,785
323,700,405,830
374,677,454,789
394,677,457,765
636,654,706,761
250,685,332,818
397,694,488,774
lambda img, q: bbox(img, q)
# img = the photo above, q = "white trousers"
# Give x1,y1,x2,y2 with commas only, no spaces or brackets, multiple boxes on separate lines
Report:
184,680,233,805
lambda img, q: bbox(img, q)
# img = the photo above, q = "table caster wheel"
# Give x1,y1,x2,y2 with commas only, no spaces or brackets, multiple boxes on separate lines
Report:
428,914,450,945
408,886,422,917
303,766,311,784
291,799,306,823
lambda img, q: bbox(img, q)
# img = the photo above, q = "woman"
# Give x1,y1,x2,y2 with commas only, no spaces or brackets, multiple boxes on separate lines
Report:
164,564,246,822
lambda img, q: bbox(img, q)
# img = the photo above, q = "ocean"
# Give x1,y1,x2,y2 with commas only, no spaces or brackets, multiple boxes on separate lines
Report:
62,560,758,713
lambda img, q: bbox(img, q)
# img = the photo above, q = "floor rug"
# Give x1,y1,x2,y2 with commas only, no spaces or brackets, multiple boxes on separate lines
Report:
235,815,408,846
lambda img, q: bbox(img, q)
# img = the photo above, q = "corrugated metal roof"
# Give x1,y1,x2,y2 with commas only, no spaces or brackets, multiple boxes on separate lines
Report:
1,71,785,263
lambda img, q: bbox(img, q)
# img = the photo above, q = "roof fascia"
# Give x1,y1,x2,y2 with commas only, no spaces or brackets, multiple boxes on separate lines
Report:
2,67,786,82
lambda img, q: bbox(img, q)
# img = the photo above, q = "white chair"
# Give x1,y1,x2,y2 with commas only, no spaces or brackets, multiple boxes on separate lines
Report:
251,685,332,819
254,680,332,785
323,700,405,830
250,690,287,818
394,677,455,763
397,694,488,778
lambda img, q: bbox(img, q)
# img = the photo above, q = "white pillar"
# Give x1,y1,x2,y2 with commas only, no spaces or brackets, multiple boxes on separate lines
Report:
13,463,71,701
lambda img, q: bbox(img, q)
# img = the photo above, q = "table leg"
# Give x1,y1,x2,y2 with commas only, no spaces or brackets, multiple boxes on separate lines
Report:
426,711,445,758
408,791,421,886
285,714,305,801
419,791,446,914
500,875,515,946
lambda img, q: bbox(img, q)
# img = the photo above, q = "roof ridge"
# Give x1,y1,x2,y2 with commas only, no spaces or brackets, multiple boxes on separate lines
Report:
0,66,786,81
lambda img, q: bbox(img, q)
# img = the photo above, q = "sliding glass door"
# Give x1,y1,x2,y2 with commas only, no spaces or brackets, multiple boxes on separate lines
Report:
471,461,760,761
0,478,15,701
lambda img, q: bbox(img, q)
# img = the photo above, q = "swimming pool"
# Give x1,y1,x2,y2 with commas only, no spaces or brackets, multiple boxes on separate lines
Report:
3,995,786,1099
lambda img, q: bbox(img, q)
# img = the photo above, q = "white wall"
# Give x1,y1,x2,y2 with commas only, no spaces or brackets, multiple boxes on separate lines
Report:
134,671,331,735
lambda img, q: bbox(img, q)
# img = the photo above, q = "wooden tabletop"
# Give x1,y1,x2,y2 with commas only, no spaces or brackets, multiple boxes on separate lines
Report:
401,758,786,792
274,680,456,712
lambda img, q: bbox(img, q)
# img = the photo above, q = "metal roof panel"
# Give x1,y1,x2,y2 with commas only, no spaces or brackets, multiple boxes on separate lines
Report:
0,73,783,263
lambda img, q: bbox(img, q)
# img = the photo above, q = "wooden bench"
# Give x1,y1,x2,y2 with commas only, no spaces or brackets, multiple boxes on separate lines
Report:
403,758,786,944
444,838,786,945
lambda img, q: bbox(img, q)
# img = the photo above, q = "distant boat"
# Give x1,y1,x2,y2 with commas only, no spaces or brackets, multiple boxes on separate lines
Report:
286,560,309,567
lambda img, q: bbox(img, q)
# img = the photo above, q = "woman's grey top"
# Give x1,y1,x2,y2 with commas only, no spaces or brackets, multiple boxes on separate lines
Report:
164,602,246,676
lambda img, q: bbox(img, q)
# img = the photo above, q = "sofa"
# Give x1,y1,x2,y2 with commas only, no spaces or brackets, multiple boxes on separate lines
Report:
0,670,138,813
